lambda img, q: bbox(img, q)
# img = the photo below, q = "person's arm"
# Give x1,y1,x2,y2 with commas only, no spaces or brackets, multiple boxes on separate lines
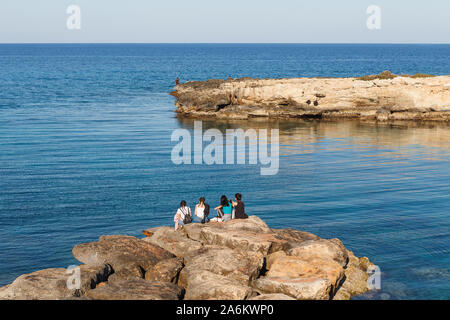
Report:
214,205,223,211
194,205,198,216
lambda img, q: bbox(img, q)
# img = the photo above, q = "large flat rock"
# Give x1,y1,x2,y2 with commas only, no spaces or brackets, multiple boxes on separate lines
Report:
0,265,111,300
183,270,253,300
173,75,450,121
145,257,184,283
219,216,272,233
253,277,332,300
179,246,263,288
265,252,344,295
143,227,203,258
200,228,278,255
286,239,349,267
86,279,183,300
72,235,174,278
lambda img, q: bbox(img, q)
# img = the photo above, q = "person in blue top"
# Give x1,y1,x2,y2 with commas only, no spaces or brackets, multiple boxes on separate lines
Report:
214,195,233,222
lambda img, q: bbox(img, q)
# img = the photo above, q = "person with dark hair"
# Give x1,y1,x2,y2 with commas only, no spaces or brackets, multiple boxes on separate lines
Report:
231,193,248,219
213,195,233,222
174,200,192,230
194,197,210,224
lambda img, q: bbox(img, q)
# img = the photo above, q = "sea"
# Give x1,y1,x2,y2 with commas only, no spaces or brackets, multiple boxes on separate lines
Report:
0,44,449,299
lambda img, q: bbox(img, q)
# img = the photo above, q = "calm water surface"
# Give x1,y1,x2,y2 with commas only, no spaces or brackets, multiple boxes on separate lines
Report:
0,44,449,299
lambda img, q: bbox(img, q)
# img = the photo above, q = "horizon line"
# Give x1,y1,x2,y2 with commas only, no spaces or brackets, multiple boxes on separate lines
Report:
1,42,450,45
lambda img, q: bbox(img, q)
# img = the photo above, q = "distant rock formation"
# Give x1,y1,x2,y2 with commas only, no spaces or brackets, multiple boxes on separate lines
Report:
0,216,375,300
171,74,450,121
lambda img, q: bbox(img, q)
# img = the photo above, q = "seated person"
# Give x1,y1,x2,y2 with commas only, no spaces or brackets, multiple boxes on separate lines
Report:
174,200,192,230
213,195,233,222
194,197,210,224
231,193,248,219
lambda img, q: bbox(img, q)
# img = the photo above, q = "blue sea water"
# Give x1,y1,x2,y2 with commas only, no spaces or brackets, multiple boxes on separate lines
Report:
0,44,449,299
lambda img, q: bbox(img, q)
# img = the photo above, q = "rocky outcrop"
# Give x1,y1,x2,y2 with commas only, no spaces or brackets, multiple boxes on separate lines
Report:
0,265,111,300
253,277,331,300
179,246,264,289
182,270,254,300
142,226,202,257
171,75,450,121
144,257,184,283
86,279,183,300
0,216,375,300
72,235,174,281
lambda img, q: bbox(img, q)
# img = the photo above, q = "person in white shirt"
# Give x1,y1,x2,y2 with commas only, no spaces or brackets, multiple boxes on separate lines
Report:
174,200,192,230
194,197,206,223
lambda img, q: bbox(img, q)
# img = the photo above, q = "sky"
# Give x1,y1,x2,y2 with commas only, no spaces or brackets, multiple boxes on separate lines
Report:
0,0,449,43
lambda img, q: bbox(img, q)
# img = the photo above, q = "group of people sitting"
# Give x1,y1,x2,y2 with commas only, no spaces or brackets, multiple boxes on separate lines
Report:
174,193,248,230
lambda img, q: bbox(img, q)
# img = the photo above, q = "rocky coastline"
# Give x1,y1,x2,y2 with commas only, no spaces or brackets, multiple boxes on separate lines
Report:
0,216,375,300
171,73,450,121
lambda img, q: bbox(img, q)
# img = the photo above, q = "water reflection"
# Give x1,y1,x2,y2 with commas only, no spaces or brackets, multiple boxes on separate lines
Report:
176,117,450,157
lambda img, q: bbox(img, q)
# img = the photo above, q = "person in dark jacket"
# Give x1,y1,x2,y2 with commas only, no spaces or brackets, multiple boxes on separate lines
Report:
231,193,248,219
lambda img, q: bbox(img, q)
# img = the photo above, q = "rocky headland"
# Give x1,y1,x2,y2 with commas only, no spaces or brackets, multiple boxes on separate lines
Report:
0,217,374,300
171,72,450,121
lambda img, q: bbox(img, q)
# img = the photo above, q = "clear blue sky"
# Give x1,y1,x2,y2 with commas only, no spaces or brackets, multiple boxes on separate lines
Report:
0,0,449,43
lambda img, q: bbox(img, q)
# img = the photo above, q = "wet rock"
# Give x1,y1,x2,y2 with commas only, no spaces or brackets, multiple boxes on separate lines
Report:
72,235,174,278
86,279,183,300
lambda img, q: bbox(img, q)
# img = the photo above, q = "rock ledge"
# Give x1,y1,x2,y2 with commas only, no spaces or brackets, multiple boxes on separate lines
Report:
171,75,450,121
